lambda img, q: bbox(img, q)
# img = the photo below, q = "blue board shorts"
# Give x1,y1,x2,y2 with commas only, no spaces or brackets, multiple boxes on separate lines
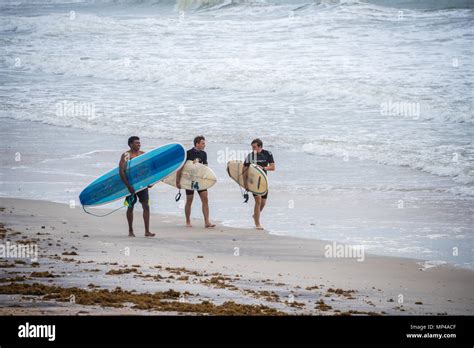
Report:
125,188,149,208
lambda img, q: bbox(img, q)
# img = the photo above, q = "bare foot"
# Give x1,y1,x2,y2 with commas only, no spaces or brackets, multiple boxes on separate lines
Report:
145,232,156,237
129,231,136,237
186,222,193,228
205,223,216,228
256,225,264,230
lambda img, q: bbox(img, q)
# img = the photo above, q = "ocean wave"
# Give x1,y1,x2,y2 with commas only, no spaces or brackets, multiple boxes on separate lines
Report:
2,0,472,199
2,0,473,10
302,140,474,196
417,260,447,270
40,149,119,162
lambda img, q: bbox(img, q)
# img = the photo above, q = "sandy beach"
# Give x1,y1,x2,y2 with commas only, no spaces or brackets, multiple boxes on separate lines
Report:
1,2,473,346
0,197,472,316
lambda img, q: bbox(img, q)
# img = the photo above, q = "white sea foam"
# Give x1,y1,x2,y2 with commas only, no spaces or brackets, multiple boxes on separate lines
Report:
417,260,448,270
1,0,471,197
301,140,474,196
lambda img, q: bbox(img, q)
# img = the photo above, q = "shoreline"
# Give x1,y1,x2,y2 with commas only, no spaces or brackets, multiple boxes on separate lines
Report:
2,117,473,269
1,197,473,315
1,194,469,271
0,196,461,269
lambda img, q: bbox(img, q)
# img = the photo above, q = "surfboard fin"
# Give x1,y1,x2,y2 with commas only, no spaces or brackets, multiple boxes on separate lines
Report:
243,191,249,203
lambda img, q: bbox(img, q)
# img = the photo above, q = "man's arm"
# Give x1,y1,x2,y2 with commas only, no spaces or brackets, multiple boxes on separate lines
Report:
177,150,191,188
265,163,275,171
242,154,250,190
242,166,249,191
175,167,182,189
265,151,275,171
119,153,134,194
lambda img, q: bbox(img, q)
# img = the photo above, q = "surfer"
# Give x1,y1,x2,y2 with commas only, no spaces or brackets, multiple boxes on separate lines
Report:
243,138,275,230
176,135,216,228
119,136,155,237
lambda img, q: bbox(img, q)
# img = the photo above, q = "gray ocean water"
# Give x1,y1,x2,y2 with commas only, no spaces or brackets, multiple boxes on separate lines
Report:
1,0,473,268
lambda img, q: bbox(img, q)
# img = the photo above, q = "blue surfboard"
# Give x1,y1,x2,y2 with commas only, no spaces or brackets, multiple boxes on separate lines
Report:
79,143,186,206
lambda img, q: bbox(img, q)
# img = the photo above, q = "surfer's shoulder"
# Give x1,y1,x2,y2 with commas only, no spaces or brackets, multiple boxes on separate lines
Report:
121,151,131,160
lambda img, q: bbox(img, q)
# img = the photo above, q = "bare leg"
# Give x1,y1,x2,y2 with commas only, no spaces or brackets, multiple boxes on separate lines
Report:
185,194,193,227
199,191,215,228
260,198,267,212
142,203,155,237
253,196,264,230
127,207,135,237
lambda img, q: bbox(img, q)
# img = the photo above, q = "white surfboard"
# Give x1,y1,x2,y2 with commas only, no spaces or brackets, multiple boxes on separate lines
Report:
162,160,217,191
226,160,268,196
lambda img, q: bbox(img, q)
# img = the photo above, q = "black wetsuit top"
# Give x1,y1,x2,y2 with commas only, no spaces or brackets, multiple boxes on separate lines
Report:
243,149,274,174
186,148,208,165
